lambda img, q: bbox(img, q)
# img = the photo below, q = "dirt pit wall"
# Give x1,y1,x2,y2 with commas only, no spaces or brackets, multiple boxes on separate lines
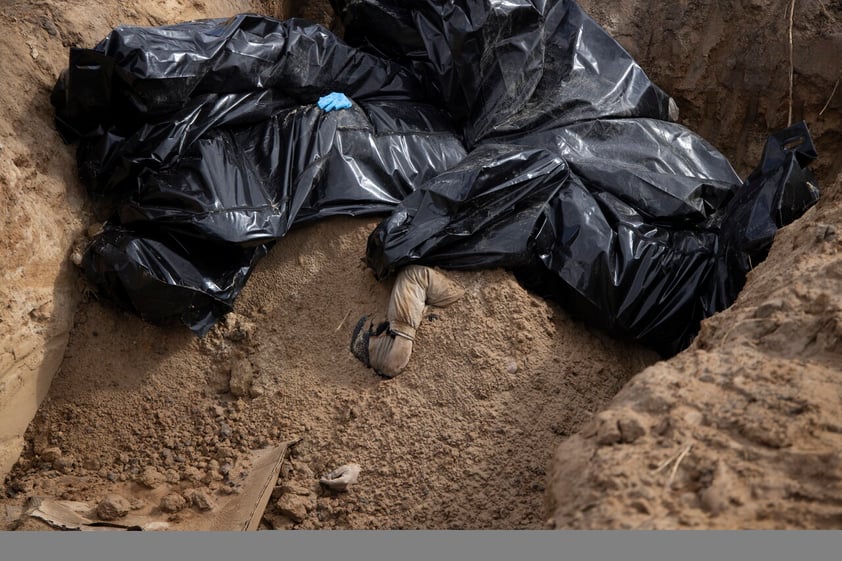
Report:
548,175,842,529
0,0,280,487
578,0,842,190
548,0,842,529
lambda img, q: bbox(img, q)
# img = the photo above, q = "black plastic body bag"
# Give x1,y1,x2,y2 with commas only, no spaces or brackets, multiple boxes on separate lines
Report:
53,15,466,334
342,0,819,355
54,2,819,354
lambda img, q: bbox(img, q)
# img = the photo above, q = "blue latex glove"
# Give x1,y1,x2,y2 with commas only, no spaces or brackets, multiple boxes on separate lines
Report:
317,92,353,112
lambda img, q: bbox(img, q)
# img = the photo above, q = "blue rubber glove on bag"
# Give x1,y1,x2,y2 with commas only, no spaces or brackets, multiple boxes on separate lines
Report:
318,92,352,112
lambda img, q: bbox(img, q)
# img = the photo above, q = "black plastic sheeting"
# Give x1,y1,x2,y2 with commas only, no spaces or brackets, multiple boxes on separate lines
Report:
331,0,676,146
366,119,819,354
83,227,269,334
54,2,819,354
53,15,466,333
343,0,819,355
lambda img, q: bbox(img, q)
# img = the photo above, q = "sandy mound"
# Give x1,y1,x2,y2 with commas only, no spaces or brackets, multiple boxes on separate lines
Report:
548,180,842,529
0,0,273,490
4,217,656,529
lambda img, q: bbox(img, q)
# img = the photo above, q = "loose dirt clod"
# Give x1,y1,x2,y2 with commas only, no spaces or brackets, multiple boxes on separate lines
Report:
138,467,166,489
228,358,256,398
185,489,216,512
159,494,187,514
96,494,130,521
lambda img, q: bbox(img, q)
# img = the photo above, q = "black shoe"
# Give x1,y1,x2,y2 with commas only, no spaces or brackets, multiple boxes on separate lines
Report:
350,315,372,367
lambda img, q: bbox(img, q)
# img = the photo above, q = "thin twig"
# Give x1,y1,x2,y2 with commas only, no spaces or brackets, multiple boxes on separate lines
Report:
816,0,836,22
819,78,840,116
667,444,693,488
653,453,678,474
653,446,686,474
788,0,796,126
335,309,352,331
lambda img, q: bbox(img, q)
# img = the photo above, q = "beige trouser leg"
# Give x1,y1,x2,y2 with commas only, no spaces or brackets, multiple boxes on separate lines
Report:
367,265,464,377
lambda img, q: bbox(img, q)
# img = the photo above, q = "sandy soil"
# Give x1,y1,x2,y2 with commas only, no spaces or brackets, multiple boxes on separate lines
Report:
6,216,656,530
548,186,842,529
1,0,841,531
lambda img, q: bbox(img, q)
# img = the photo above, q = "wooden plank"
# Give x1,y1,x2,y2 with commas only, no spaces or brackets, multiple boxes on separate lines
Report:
208,442,290,531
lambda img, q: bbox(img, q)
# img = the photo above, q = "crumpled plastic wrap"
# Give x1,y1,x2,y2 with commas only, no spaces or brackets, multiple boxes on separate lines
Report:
54,2,819,353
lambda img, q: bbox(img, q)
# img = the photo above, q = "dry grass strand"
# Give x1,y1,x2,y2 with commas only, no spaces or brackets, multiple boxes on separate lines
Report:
819,78,840,116
788,0,796,126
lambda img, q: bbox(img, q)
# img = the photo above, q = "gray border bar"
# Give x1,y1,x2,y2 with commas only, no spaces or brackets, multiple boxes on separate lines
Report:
3,530,842,561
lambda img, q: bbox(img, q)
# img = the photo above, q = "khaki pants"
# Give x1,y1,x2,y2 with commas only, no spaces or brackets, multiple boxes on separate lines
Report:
366,265,464,377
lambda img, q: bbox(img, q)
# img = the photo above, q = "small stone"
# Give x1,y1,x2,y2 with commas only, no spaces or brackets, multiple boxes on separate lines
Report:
505,360,518,374
754,299,785,319
185,489,216,512
40,447,62,463
205,471,223,484
3,504,22,526
183,466,203,482
96,494,131,521
40,17,58,36
291,460,314,479
275,494,312,523
138,467,166,489
54,456,75,474
595,414,622,446
219,484,238,495
217,446,236,460
165,469,181,484
816,223,837,242
219,422,232,439
159,493,187,514
618,416,646,443
229,358,255,398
